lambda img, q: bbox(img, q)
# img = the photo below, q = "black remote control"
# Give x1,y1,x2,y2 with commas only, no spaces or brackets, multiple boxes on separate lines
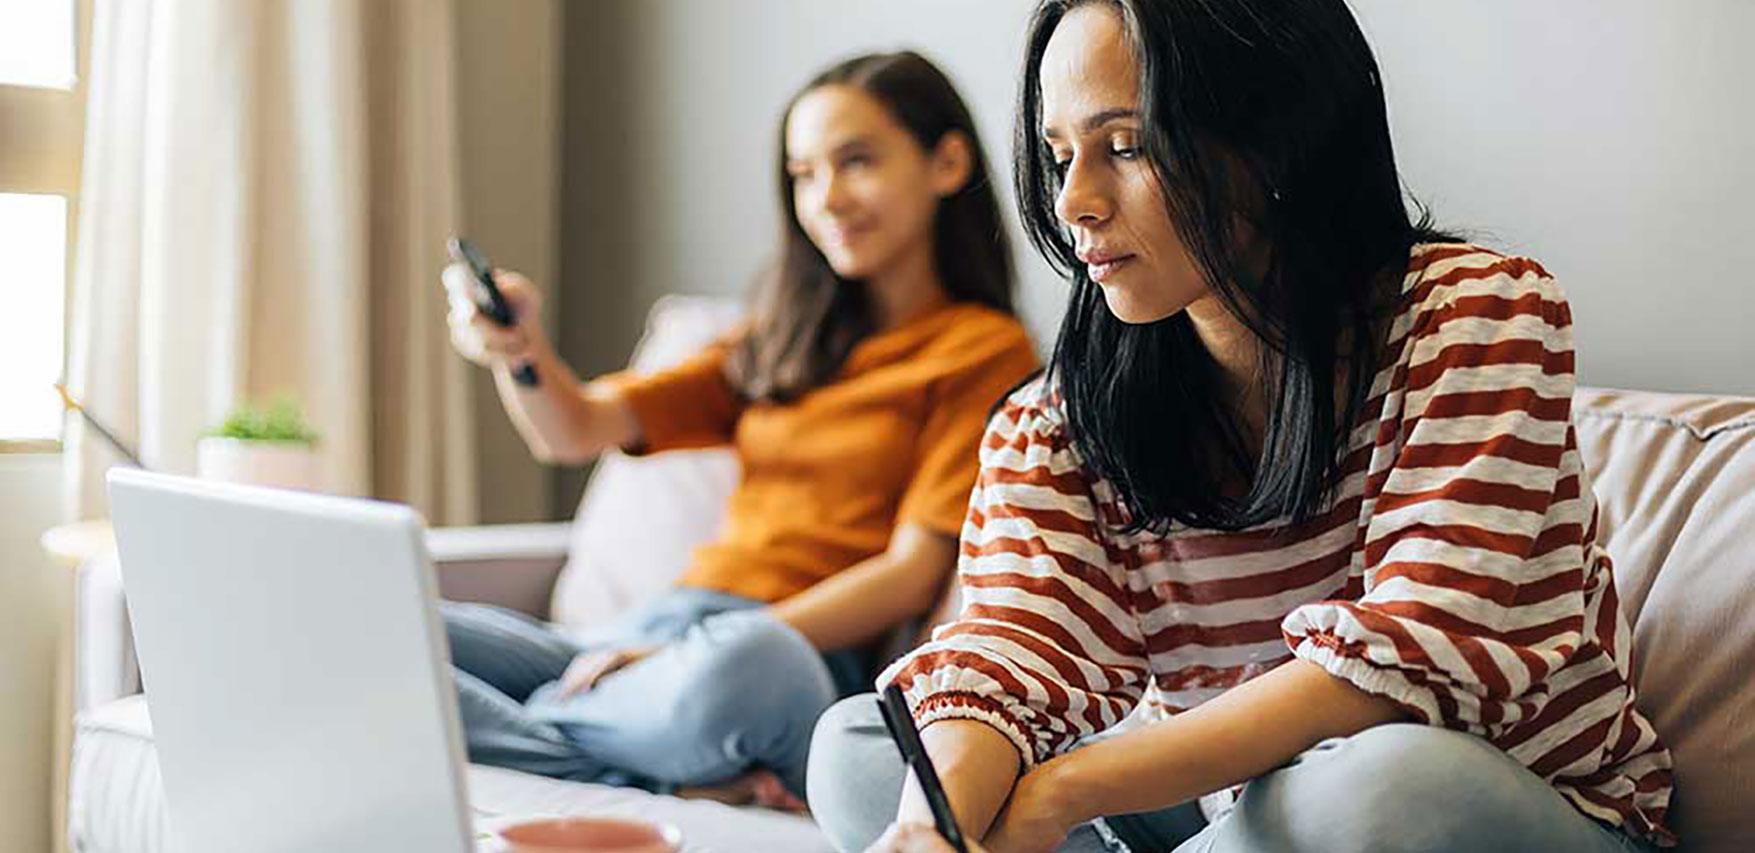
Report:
448,237,539,387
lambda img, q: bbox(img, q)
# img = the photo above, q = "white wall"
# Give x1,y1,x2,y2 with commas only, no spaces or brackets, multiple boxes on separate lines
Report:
557,0,1755,426
1354,0,1755,395
0,454,68,853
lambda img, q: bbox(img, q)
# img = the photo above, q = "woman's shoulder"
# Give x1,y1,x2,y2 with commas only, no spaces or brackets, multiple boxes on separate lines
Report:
931,302,1034,351
1388,243,1579,411
1402,242,1572,338
987,372,1069,441
904,302,1040,384
1396,240,1579,352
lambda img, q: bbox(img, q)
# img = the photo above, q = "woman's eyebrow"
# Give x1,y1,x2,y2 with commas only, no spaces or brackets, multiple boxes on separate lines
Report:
791,137,875,165
787,136,872,167
829,137,875,157
1042,107,1140,141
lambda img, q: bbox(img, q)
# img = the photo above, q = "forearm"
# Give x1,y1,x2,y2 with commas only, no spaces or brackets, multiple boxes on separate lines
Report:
491,331,637,465
767,546,947,652
1037,659,1407,824
898,719,1021,840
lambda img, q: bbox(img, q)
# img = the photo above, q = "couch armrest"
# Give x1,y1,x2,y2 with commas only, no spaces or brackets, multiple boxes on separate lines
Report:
76,553,139,711
427,522,572,621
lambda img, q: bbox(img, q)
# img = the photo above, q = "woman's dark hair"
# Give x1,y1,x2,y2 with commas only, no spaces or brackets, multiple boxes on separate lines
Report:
730,50,1015,403
1017,0,1459,532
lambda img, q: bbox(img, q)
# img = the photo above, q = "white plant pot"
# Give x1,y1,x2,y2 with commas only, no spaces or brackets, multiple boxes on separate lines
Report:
195,438,321,492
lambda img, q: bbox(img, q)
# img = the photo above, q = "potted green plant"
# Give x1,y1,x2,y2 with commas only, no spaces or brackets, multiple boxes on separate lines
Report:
196,397,322,491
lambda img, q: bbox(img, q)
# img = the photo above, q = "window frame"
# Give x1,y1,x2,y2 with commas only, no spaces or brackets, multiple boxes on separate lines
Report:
0,0,94,450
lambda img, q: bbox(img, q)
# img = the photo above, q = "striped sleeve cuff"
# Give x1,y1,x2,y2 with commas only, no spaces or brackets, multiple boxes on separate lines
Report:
912,690,1041,772
1284,607,1450,728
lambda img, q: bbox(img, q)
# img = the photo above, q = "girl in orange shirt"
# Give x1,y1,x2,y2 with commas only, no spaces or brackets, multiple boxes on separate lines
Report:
439,51,1039,809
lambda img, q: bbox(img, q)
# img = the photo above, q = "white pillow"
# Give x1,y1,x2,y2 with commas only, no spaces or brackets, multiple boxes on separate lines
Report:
550,295,744,633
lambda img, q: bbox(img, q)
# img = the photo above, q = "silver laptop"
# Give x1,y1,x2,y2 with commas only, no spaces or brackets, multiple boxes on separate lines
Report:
108,468,487,853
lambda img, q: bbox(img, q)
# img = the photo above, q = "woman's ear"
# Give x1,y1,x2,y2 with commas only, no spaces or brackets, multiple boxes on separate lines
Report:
929,131,975,198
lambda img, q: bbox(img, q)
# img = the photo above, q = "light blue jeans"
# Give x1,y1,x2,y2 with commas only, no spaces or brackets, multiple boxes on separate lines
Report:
443,587,867,798
806,694,1658,853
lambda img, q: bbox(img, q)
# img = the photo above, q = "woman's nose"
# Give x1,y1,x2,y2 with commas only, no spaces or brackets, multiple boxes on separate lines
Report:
818,170,854,214
1055,157,1111,227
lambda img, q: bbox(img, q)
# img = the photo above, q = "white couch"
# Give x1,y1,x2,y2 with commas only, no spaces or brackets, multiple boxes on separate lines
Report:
68,295,1755,853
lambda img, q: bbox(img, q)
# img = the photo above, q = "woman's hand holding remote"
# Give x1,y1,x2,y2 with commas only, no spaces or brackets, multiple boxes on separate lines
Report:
438,263,639,465
442,263,546,371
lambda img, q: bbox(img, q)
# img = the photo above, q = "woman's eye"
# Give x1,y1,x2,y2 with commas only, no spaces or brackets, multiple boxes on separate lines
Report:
1051,157,1072,178
1112,144,1142,160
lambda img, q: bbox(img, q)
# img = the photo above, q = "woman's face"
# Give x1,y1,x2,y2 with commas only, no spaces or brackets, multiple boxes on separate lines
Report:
785,85,966,283
1040,4,1207,324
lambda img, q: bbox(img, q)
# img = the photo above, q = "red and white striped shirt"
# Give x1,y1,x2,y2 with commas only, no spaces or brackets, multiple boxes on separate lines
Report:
883,244,1675,843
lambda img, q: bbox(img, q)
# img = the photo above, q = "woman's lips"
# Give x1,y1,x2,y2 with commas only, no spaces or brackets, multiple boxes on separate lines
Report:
819,222,873,247
1084,254,1134,282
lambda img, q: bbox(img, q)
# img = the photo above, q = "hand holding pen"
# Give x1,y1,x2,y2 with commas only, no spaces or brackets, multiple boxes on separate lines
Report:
873,684,976,853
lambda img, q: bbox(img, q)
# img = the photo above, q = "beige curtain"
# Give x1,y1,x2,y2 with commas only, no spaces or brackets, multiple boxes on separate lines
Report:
64,0,478,524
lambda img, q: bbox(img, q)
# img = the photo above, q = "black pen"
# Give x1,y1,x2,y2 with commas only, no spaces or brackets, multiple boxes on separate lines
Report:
878,683,969,852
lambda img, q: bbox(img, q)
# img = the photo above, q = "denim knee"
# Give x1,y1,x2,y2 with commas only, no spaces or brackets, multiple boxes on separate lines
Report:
650,612,838,787
1228,723,1565,852
441,601,580,701
678,612,835,729
808,695,906,853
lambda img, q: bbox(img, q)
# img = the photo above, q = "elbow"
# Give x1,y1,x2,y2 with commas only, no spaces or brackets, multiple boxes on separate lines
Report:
908,579,947,618
902,563,956,619
886,532,961,619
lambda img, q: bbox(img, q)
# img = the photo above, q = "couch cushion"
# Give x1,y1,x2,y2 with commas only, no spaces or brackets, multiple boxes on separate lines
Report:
552,295,744,632
1572,387,1755,853
69,695,170,853
70,695,830,853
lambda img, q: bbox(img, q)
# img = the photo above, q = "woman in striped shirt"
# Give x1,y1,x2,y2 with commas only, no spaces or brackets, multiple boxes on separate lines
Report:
807,1,1674,852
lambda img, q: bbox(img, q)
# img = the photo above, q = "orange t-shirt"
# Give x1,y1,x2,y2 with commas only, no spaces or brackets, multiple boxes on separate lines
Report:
602,302,1039,603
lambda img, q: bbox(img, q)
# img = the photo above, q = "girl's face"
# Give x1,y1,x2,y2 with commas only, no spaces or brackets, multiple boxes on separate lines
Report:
785,85,968,283
1040,4,1207,324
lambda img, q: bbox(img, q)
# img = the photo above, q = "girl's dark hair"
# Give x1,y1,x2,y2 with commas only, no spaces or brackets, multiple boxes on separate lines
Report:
1017,0,1459,532
730,50,1016,403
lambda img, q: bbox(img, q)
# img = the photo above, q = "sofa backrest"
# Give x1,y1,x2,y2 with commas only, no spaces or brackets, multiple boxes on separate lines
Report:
1571,388,1755,853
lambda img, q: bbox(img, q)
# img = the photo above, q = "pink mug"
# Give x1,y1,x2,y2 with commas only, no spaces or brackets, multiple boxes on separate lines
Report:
499,817,683,853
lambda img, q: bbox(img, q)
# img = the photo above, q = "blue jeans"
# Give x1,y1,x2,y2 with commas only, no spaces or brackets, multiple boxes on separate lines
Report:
443,587,867,797
806,694,1657,853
